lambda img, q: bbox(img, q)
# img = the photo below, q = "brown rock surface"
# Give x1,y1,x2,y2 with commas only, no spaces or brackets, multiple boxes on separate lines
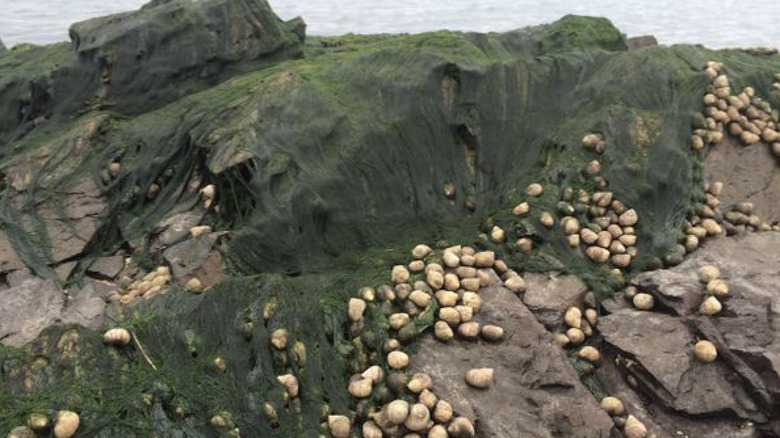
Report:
411,273,616,438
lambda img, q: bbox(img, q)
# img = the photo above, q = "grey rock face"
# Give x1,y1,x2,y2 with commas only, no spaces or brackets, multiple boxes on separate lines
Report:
0,279,64,347
602,233,780,435
87,255,125,280
412,273,616,438
522,273,589,331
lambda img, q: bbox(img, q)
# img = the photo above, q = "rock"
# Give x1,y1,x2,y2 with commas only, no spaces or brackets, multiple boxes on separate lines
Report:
39,179,106,264
412,271,614,438
86,255,125,280
522,273,589,331
626,35,658,50
162,232,222,280
150,212,205,251
60,283,107,330
6,268,34,288
0,232,26,275
0,279,64,347
600,309,765,420
704,136,780,224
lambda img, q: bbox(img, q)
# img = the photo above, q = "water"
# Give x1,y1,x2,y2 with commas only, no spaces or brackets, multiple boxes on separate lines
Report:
1,0,779,49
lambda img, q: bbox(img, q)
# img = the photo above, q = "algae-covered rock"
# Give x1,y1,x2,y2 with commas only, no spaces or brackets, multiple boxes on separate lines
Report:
0,0,304,142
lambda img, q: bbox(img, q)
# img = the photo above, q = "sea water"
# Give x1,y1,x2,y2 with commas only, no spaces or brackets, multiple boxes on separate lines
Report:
1,0,778,49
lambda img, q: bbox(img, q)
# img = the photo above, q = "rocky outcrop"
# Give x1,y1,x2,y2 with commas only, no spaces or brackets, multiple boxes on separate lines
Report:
600,233,780,436
411,274,616,438
0,0,304,143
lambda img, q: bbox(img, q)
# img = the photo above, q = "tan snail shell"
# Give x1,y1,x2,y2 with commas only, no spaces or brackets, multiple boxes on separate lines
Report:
474,251,495,268
442,251,460,268
432,400,453,423
409,290,432,308
27,413,50,432
427,270,445,290
409,260,425,272
584,308,598,326
361,365,384,385
411,244,432,259
624,414,647,438
464,368,494,389
694,340,717,363
103,328,131,346
200,184,216,199
699,296,722,316
697,265,720,284
428,424,448,438
455,305,474,323
462,292,482,312
513,201,530,216
292,341,307,367
504,275,526,293
566,328,585,344
404,404,430,431
418,389,438,409
391,265,410,284
516,237,533,254
481,324,504,342
389,313,411,330
460,277,481,292
348,298,366,322
277,373,299,398
540,212,555,228
553,332,570,347
599,396,625,416
578,346,600,363
632,293,654,310
270,328,289,350
362,420,383,438
407,373,433,393
447,416,476,438
443,273,460,291
439,307,461,326
53,411,80,438
387,351,410,369
457,321,481,340
434,321,454,342
526,183,544,197
327,415,351,438
707,279,729,297
564,306,582,329
348,377,373,398
386,400,410,425
436,290,459,307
